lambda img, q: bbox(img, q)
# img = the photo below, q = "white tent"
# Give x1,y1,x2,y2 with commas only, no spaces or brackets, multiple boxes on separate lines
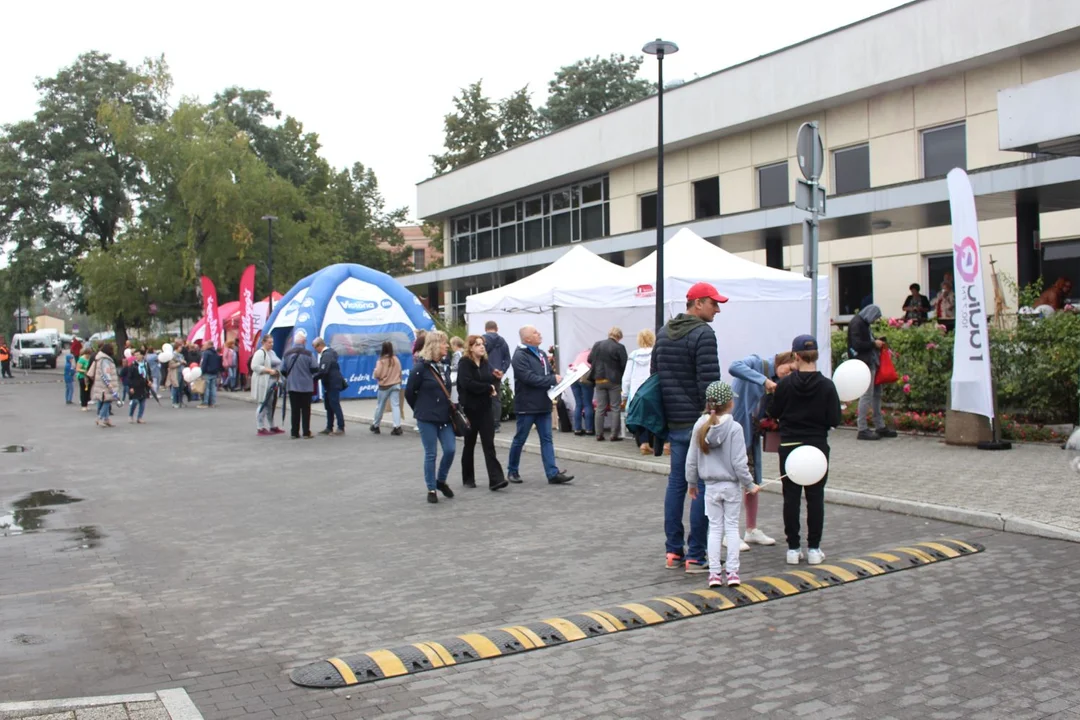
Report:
618,228,833,378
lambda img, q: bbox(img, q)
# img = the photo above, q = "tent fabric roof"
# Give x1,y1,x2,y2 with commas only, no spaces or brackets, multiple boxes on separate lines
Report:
466,245,629,313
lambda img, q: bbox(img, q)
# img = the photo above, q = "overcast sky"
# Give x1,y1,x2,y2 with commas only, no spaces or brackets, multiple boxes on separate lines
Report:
2,0,908,221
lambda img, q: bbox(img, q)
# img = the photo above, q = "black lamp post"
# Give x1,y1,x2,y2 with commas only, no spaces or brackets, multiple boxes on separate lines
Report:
261,215,278,314
643,38,679,332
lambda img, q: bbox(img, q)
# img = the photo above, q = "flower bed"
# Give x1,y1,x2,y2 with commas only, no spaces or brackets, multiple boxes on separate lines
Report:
839,405,1067,443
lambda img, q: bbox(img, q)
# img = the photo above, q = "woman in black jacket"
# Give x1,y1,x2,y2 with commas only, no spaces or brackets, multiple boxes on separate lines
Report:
404,330,457,504
457,335,508,491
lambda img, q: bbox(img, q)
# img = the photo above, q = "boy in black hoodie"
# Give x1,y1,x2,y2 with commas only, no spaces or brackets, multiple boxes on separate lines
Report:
768,334,842,566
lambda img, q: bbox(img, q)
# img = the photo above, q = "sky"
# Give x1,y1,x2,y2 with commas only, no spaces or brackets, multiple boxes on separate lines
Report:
1,0,910,221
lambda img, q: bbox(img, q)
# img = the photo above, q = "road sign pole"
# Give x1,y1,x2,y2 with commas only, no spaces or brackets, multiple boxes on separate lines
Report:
796,121,825,345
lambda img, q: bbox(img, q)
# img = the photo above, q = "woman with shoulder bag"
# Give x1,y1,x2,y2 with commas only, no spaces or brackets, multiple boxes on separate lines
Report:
457,335,508,491
404,330,457,504
371,341,403,435
251,335,283,436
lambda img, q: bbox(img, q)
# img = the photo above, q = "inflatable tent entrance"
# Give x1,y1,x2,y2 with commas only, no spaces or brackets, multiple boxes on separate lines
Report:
261,264,435,399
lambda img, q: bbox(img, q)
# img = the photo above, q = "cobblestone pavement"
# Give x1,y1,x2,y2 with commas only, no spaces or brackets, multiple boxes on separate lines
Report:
2,383,1079,719
280,395,1080,536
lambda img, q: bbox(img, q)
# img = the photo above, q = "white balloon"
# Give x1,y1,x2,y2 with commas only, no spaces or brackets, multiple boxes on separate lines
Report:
124,348,133,358
785,445,829,486
162,343,173,355
158,351,173,363
832,359,872,403
190,367,202,380
182,367,193,382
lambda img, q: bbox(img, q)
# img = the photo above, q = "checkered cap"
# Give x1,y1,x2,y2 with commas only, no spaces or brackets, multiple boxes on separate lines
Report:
705,381,735,406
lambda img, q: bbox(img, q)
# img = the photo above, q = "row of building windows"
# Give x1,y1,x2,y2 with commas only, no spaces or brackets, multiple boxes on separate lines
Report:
640,121,968,229
449,177,610,265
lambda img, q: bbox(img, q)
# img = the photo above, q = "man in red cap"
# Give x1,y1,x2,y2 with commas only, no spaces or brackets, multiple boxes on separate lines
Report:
652,281,725,574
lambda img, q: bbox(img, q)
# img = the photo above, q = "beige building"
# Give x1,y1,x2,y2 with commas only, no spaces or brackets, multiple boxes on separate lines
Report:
409,0,1080,322
33,314,65,333
379,225,442,273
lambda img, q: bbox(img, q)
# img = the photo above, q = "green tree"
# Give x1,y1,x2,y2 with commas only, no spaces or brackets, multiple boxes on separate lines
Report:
540,54,654,130
431,80,504,175
323,162,411,275
498,86,544,148
0,52,168,349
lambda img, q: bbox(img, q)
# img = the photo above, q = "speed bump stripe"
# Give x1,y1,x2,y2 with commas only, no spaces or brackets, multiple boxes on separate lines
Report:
540,617,588,642
618,603,666,625
326,657,357,685
364,650,407,678
411,643,444,668
290,538,985,688
915,541,961,558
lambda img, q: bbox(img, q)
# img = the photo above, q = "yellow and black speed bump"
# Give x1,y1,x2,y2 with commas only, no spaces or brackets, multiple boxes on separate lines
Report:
290,538,982,688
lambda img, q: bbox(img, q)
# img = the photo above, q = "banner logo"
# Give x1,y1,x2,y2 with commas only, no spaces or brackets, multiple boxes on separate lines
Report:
336,296,378,314
954,237,979,284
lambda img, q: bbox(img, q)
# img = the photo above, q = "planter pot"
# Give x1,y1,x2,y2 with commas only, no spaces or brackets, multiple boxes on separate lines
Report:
944,409,993,446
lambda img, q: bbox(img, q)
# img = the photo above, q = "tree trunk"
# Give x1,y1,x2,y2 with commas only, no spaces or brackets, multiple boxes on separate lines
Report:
114,314,128,355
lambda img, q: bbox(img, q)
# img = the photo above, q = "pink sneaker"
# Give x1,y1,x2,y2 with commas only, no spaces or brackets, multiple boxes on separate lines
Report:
726,571,741,587
665,553,684,569
708,573,724,588
257,429,271,436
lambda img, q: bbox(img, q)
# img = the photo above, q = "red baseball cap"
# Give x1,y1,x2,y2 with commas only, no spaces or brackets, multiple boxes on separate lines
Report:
686,282,728,304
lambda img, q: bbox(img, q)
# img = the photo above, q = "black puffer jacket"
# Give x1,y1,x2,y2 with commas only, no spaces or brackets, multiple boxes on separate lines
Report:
588,338,627,384
650,314,720,428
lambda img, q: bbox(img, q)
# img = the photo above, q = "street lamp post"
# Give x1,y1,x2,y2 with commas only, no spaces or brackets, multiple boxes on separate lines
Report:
261,215,278,314
643,38,679,332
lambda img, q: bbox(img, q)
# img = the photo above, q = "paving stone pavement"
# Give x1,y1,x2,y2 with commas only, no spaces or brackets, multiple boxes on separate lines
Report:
2,382,1080,719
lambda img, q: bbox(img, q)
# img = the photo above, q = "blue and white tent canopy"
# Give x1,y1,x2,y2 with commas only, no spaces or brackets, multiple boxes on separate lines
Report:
263,264,435,399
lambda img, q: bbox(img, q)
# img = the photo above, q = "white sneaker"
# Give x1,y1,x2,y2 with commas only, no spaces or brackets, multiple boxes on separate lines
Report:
744,528,776,546
786,549,804,565
722,536,751,552
807,548,825,565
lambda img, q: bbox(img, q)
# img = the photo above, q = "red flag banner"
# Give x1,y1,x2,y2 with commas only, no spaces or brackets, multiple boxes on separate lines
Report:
238,265,256,373
200,275,221,350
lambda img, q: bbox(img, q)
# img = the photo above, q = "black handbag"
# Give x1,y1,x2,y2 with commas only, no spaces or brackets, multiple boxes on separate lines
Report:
429,366,470,437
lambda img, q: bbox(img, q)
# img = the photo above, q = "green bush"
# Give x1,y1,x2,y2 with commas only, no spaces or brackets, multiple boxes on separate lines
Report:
500,378,514,420
831,312,1080,423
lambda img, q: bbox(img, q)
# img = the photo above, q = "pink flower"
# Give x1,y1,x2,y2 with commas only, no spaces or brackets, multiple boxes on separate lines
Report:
902,383,911,394
902,375,910,382
937,324,947,332
926,342,938,350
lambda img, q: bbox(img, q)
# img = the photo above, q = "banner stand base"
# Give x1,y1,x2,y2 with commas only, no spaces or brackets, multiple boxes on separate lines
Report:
977,440,1012,451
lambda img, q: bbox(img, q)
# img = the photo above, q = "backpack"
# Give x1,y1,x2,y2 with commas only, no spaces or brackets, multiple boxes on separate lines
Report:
87,359,99,381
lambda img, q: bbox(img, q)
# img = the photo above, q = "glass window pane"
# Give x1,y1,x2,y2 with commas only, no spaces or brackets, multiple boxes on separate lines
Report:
551,188,572,212
923,124,966,178
523,219,543,251
758,163,789,208
571,186,580,209
581,180,603,204
582,205,604,240
454,217,470,235
476,211,492,229
552,214,572,245
640,194,657,230
603,204,610,237
693,177,720,219
833,144,870,195
927,255,953,301
572,209,581,242
836,263,873,316
500,205,515,225
525,198,542,217
499,226,516,256
476,230,493,260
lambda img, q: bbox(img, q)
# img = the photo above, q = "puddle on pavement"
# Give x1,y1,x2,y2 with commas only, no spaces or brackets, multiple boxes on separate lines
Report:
2,445,29,452
1,490,102,549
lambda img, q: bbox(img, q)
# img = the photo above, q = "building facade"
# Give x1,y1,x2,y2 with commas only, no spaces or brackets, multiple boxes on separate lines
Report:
409,0,1080,323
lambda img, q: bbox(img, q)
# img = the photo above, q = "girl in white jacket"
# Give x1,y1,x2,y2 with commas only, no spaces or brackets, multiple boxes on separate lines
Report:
687,381,759,588
623,329,656,455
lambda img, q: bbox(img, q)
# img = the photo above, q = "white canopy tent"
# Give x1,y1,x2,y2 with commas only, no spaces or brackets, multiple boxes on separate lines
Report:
618,229,833,378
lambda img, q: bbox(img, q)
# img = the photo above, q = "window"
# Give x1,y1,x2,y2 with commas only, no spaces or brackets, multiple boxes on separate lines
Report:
758,162,789,208
476,230,494,260
1042,240,1080,305
499,226,516,256
833,144,870,195
836,263,873,316
926,254,953,298
581,180,603,204
412,248,425,270
922,123,966,179
551,213,572,246
640,193,657,230
693,177,720,219
582,205,604,240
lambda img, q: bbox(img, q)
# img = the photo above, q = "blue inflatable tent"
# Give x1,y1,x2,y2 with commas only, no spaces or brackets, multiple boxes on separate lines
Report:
261,264,436,399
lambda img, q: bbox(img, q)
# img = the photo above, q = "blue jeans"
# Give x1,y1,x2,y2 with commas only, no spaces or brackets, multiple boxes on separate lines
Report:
64,380,74,403
417,421,456,491
664,427,708,563
373,385,401,427
323,388,343,431
128,398,145,419
204,375,218,406
507,412,559,479
571,384,594,433
171,386,182,405
96,399,112,422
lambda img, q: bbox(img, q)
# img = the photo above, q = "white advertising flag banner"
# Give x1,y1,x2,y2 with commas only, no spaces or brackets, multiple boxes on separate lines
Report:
947,168,995,420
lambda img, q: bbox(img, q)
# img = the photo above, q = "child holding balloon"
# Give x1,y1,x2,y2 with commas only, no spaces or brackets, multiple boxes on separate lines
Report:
686,381,759,588
767,335,842,566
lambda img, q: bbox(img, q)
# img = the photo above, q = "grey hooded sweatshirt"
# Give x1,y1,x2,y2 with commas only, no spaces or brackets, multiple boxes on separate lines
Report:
685,414,755,489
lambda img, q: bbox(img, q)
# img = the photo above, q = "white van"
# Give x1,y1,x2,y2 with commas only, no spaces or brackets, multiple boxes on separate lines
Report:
11,333,57,369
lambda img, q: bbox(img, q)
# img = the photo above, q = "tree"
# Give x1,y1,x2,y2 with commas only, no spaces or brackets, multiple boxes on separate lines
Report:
323,163,411,275
540,54,654,131
0,52,168,349
499,86,544,148
431,81,504,175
